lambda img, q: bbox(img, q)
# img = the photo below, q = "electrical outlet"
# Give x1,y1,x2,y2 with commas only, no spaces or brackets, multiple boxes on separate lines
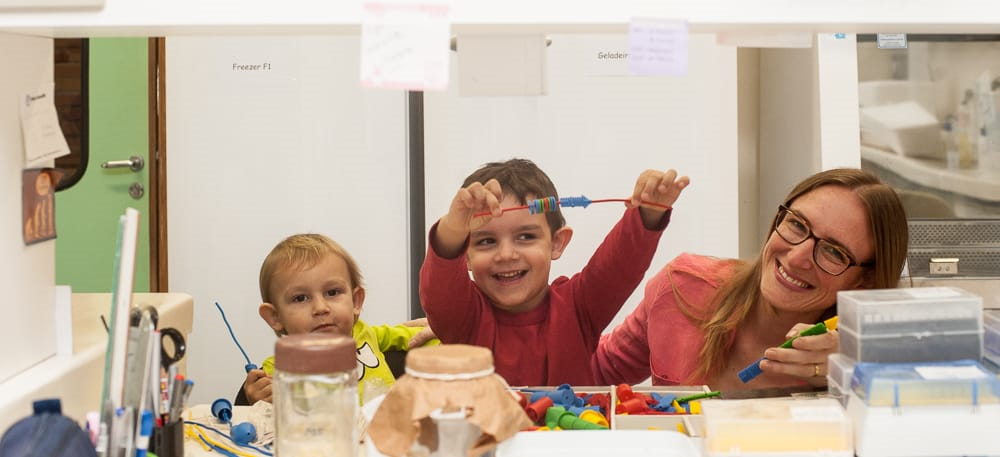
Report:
930,258,960,275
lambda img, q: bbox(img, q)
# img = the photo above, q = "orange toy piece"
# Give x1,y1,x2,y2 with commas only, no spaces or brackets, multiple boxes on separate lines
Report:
525,397,554,424
616,384,635,401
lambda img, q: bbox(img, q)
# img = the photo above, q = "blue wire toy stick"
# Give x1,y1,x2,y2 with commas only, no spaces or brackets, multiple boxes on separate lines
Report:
214,302,258,372
474,195,672,217
737,316,839,383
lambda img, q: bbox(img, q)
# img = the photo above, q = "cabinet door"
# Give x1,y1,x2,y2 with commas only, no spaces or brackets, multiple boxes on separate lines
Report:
166,36,409,405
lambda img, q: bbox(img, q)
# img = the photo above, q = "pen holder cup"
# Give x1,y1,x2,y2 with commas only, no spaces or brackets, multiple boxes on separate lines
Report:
151,420,185,457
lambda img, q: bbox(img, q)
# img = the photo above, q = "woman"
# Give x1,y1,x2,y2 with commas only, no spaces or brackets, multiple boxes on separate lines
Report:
592,168,908,392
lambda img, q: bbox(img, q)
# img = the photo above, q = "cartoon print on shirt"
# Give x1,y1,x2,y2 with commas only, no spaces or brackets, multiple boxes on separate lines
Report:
356,341,380,380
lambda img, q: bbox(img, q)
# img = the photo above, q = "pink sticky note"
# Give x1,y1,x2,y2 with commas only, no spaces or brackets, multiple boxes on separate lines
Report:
627,18,688,77
360,1,451,91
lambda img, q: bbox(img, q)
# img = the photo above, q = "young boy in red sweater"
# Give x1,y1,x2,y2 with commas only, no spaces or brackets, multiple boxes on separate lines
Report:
419,158,688,386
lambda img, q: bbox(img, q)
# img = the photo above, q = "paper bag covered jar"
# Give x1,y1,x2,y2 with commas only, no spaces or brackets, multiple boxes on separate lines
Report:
367,344,531,457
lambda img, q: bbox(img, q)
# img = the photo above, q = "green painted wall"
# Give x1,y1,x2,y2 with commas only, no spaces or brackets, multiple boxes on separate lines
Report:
56,38,150,293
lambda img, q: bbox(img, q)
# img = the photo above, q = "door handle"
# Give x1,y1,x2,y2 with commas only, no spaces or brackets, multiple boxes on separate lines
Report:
101,155,145,172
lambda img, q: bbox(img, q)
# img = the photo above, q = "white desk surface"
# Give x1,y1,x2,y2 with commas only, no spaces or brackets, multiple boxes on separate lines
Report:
180,405,704,457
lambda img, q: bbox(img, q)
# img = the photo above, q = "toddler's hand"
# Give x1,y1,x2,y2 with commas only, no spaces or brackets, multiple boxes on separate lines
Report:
401,318,438,348
433,179,503,258
629,169,690,229
441,179,503,231
244,369,273,404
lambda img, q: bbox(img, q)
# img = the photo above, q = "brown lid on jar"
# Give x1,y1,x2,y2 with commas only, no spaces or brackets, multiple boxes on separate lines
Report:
274,333,355,374
405,344,493,375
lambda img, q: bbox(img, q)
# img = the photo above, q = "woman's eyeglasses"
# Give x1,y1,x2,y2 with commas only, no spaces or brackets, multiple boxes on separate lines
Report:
774,205,874,276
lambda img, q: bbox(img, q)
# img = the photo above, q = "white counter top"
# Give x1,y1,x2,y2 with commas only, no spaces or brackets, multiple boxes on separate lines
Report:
0,292,193,434
861,145,1000,203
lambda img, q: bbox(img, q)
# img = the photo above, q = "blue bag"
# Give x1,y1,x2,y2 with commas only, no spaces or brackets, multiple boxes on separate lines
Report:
0,399,96,457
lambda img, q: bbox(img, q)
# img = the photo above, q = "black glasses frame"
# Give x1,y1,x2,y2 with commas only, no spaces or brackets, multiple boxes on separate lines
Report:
775,205,875,276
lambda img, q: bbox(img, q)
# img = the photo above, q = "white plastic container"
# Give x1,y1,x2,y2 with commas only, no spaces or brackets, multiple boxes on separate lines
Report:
848,389,1000,457
850,359,1000,407
827,353,857,407
700,397,852,457
984,310,1000,367
837,287,983,363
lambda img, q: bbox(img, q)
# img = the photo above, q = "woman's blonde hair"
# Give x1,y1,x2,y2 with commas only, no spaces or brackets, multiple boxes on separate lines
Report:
682,168,908,383
258,233,364,305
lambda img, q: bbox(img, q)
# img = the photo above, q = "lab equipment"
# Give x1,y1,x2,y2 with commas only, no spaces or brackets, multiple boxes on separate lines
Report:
837,287,982,363
273,333,357,457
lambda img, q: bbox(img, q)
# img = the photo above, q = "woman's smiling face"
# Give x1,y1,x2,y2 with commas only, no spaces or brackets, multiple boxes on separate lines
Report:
759,185,874,314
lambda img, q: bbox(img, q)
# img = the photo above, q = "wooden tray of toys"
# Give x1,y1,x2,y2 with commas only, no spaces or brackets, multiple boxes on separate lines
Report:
510,384,716,437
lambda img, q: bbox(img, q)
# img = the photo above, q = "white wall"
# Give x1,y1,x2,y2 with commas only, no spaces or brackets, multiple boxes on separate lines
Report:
166,35,409,405
757,34,860,239
168,33,739,403
424,33,740,333
0,32,57,384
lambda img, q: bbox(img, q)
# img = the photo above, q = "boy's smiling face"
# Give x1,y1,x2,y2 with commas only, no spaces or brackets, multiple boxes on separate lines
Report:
466,194,572,313
259,254,364,337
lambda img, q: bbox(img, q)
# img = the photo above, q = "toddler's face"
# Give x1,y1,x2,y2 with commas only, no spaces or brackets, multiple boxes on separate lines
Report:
263,254,362,336
466,194,565,313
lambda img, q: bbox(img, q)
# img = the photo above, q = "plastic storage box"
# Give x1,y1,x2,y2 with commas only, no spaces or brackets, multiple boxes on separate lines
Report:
700,397,852,457
827,353,857,407
984,311,1000,367
846,360,1000,457
837,287,983,363
850,359,1000,407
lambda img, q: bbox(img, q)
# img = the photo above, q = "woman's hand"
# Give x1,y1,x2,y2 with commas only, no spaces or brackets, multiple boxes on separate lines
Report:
760,323,839,387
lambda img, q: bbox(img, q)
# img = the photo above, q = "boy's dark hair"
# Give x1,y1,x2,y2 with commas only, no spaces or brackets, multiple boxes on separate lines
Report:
462,158,565,233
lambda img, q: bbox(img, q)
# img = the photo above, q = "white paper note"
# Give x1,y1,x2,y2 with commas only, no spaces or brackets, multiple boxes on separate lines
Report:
19,82,71,167
628,18,688,77
360,1,451,91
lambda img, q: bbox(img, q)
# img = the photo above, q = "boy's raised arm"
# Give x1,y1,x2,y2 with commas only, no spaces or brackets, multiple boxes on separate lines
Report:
628,168,690,230
431,179,504,258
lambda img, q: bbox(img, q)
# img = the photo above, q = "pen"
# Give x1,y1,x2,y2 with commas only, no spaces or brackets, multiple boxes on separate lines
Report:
149,331,161,419
168,374,185,422
182,379,195,409
135,410,153,457
737,316,839,383
95,399,113,457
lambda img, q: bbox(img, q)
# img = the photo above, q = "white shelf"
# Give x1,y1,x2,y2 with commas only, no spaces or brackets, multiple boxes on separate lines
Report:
0,292,193,434
1,1,1000,38
861,145,1000,203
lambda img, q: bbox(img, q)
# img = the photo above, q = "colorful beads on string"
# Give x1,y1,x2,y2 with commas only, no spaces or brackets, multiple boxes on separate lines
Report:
528,196,559,214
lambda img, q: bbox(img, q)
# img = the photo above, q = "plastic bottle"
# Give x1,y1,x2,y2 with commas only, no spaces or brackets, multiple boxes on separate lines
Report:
956,90,979,169
942,117,958,170
273,333,358,457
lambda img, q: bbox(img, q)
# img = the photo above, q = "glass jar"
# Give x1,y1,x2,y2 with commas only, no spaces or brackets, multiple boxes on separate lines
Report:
273,333,357,457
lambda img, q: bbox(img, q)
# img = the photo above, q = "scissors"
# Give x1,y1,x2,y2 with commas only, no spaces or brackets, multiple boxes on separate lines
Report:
158,326,186,371
130,305,187,370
